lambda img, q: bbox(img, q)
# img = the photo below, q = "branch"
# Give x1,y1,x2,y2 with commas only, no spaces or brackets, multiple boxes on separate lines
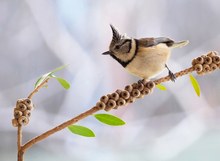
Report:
15,78,50,161
28,78,50,99
13,51,219,161
21,106,101,152
17,125,23,161
154,67,194,84
21,51,220,151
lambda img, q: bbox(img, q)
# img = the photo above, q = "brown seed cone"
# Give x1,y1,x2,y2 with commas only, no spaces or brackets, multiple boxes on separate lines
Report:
27,104,34,110
120,90,130,100
12,118,19,127
23,98,32,106
97,102,105,110
212,55,220,64
110,92,119,101
141,79,149,86
210,63,218,71
137,93,144,99
23,98,34,110
124,85,133,92
203,64,211,72
23,110,31,117
137,82,144,91
194,64,203,73
16,103,27,112
141,87,151,95
105,99,116,111
201,55,206,58
14,110,23,119
18,116,29,126
204,56,212,64
127,97,136,103
146,81,155,90
132,83,139,89
192,59,197,66
96,101,106,110
115,89,123,95
131,89,141,98
207,51,217,57
16,99,23,104
104,106,113,112
100,95,109,104
116,98,126,106
195,57,204,64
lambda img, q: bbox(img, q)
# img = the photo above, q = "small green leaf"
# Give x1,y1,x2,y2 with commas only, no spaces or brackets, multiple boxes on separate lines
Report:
53,76,70,90
68,125,95,137
50,65,69,74
34,73,52,88
56,77,70,90
94,113,126,126
189,74,201,97
156,84,167,91
34,65,68,89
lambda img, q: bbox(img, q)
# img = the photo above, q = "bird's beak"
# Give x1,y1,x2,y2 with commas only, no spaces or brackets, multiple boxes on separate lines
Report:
102,51,111,55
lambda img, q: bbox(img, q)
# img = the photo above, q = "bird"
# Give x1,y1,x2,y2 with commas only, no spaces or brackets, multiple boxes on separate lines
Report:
102,25,189,81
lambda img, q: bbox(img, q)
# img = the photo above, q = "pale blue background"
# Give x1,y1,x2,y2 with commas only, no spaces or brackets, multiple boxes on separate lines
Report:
1,0,220,161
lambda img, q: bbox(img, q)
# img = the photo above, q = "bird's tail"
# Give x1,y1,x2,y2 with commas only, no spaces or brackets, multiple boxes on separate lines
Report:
170,40,189,48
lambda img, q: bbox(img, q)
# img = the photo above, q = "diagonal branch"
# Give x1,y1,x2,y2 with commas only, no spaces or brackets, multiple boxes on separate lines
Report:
21,106,101,152
20,67,200,152
15,51,220,161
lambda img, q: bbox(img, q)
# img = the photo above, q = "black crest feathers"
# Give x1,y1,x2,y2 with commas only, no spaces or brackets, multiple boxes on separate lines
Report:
110,24,121,43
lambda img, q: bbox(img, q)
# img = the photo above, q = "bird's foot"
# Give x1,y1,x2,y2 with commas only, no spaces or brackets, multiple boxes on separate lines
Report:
165,64,176,82
168,70,176,82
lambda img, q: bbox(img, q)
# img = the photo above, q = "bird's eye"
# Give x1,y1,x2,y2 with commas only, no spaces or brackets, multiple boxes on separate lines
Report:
115,45,120,49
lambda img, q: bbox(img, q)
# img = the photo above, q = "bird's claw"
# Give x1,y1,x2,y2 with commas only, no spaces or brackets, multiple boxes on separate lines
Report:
165,64,176,82
169,71,176,82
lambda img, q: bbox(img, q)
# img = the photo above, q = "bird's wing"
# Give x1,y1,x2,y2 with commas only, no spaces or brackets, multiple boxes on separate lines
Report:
138,37,174,47
138,37,189,48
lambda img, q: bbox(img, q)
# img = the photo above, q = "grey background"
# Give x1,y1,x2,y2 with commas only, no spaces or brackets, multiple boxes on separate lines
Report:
1,0,220,161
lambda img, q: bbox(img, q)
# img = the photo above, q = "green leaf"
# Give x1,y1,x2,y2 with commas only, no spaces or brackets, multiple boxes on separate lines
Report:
189,74,201,97
34,73,52,89
50,65,69,74
68,125,95,137
34,65,68,89
52,76,70,90
94,113,126,126
156,84,167,91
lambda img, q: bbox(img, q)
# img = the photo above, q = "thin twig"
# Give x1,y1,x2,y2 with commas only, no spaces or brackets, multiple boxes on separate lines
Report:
21,106,101,152
154,67,194,84
17,125,23,161
17,78,50,161
27,78,50,99
17,125,22,151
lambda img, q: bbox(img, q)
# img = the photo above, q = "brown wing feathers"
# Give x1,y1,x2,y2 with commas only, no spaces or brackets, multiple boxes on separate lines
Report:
138,37,174,47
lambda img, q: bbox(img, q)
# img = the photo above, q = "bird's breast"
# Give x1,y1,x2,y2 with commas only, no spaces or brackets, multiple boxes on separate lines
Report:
125,44,171,79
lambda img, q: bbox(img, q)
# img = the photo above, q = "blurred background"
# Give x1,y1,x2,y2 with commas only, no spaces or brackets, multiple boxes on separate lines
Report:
1,0,220,161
